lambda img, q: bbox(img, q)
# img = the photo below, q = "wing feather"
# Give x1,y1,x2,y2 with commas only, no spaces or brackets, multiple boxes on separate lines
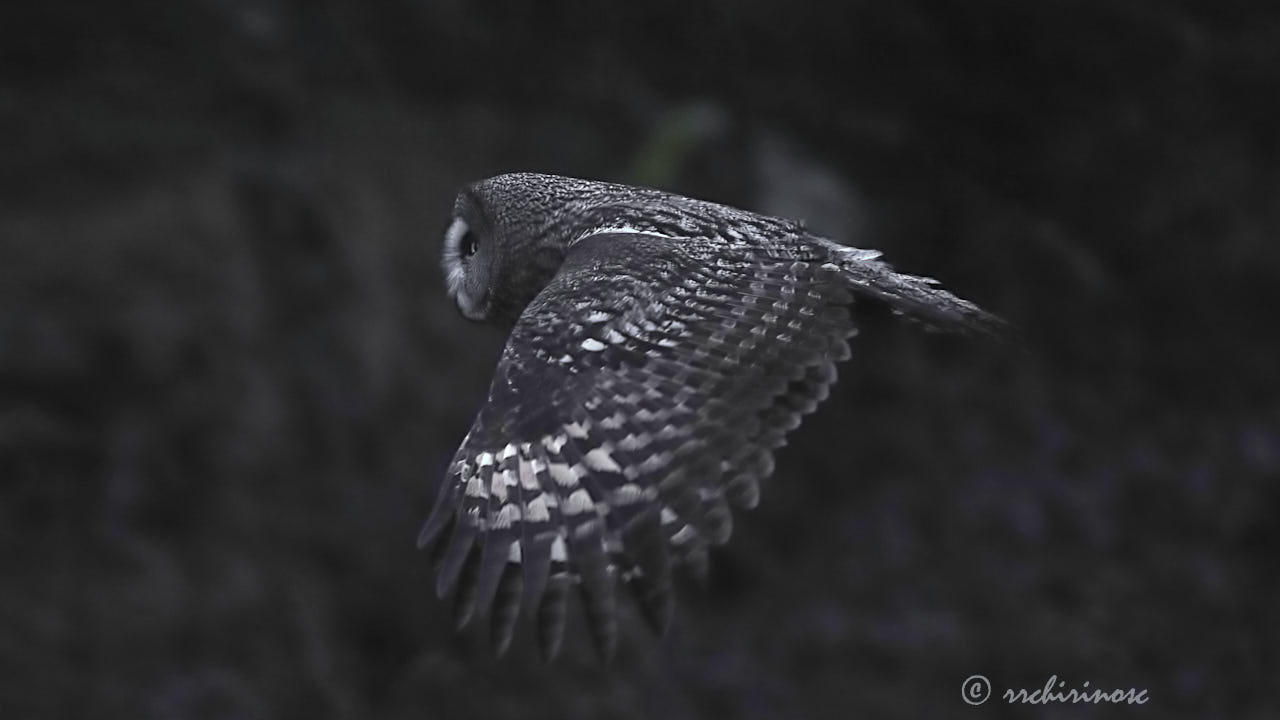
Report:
435,465,481,599
489,560,523,656
417,462,461,549
516,443,555,611
423,232,860,657
470,447,520,622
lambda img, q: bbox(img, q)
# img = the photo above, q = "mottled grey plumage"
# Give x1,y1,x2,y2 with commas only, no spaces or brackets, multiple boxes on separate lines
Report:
421,172,1005,659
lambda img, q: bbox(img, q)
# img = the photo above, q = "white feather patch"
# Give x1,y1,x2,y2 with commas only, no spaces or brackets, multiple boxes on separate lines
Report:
564,488,594,516
515,445,534,482
565,420,591,439
493,503,520,529
638,453,672,473
671,524,697,545
526,494,550,522
548,462,579,488
571,224,680,247
613,483,647,505
550,535,567,562
583,447,621,473
617,433,651,451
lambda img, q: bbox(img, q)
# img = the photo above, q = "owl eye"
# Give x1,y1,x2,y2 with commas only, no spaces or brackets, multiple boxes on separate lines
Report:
461,231,479,258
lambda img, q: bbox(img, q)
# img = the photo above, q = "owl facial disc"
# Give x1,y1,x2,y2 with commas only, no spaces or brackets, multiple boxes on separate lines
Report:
442,218,487,321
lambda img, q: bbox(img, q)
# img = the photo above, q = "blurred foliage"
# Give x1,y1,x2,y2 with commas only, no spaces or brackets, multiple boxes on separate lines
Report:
1,1,1277,719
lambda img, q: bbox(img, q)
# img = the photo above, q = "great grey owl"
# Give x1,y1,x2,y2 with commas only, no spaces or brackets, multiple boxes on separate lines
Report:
420,172,1005,659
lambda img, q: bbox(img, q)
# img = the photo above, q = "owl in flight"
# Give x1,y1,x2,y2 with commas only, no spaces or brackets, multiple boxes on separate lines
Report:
420,173,1005,659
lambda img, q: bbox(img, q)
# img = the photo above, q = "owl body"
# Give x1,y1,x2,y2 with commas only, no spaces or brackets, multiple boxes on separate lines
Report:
424,173,1004,659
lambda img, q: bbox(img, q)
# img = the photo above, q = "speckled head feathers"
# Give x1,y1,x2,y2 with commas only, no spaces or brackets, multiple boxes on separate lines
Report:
442,173,645,324
440,173,799,324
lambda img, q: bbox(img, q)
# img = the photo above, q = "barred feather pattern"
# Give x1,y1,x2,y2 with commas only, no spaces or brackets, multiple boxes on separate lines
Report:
419,231,859,659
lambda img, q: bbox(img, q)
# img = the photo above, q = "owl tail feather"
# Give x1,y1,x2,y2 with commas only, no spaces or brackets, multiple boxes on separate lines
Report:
820,241,1012,341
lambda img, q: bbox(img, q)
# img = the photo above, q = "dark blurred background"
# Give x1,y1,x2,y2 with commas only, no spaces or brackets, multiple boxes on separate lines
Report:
2,1,1277,718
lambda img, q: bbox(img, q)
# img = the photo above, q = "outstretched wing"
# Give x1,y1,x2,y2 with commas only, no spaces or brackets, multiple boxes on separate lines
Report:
418,231,857,659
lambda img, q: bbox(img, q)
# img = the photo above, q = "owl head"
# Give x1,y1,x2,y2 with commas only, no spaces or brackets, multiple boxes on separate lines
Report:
443,174,608,324
440,173,716,325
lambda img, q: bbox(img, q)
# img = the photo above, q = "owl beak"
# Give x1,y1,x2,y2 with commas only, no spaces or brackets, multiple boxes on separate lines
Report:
454,289,488,322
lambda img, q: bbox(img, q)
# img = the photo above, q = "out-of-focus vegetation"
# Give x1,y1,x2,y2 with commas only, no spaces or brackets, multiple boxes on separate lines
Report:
1,2,1276,718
